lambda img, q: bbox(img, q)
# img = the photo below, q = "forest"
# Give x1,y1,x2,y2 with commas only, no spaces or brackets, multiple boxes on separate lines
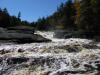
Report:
0,0,100,75
0,0,100,38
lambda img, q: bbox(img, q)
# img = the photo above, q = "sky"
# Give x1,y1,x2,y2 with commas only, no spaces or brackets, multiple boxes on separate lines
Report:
0,0,66,22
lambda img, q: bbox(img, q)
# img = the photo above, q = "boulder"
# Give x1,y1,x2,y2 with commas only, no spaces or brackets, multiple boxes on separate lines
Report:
54,29,85,39
0,27,51,43
54,30,69,38
54,30,77,39
32,34,51,42
15,34,51,43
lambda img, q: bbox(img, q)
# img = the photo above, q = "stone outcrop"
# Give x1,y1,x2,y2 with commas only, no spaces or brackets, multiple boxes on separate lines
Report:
53,30,78,39
0,27,51,43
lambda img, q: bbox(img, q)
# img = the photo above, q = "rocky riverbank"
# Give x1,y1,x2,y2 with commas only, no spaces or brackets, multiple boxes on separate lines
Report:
0,27,51,44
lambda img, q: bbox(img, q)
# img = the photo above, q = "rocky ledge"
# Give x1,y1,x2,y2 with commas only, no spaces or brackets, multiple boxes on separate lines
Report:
0,27,51,44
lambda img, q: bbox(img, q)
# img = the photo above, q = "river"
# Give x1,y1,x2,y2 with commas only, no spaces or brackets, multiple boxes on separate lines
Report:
0,31,100,75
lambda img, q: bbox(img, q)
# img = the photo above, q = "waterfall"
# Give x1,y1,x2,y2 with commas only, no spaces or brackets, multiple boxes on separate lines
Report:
35,31,67,42
0,31,100,75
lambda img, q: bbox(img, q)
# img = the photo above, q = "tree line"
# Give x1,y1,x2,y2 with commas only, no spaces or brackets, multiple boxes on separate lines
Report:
33,0,100,37
0,8,31,28
0,0,100,37
33,0,76,30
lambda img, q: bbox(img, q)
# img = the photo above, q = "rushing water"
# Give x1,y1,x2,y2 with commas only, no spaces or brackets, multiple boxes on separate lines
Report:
0,31,100,75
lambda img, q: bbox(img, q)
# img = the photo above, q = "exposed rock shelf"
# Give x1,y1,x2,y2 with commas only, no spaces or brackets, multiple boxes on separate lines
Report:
0,27,51,44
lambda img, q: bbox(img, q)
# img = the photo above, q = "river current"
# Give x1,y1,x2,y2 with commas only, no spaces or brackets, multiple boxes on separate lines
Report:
0,31,100,75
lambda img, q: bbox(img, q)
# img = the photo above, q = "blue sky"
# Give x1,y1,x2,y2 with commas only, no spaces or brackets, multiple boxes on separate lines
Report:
0,0,66,22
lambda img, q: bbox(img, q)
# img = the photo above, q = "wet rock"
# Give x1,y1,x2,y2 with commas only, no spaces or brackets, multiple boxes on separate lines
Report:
71,59,80,68
7,57,29,65
0,27,51,43
0,57,3,63
0,49,10,54
84,64,96,72
67,45,82,52
83,44,100,49
54,30,68,38
95,60,100,64
51,70,87,75
32,34,51,43
54,29,77,39
96,64,100,71
18,49,25,53
95,72,100,75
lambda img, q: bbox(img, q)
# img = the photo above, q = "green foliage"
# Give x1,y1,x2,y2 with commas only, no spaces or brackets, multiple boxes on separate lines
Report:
35,0,77,30
0,8,31,28
92,0,100,33
63,0,76,29
10,16,21,26
0,0,100,38
79,0,100,37
18,12,21,19
35,17,52,31
79,0,93,31
0,8,10,27
0,1,77,31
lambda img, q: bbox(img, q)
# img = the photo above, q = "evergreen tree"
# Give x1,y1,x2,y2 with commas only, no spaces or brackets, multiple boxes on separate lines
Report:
60,0,76,29
0,8,2,12
36,17,50,30
74,0,81,25
3,8,9,15
48,0,76,30
92,0,100,34
79,0,94,37
79,0,100,37
18,12,21,19
10,16,19,26
0,8,10,27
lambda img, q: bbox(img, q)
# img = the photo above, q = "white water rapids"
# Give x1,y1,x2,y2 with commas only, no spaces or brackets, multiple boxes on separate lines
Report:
0,31,100,75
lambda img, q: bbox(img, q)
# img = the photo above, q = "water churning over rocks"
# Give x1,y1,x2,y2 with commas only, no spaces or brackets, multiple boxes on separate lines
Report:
0,31,100,75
